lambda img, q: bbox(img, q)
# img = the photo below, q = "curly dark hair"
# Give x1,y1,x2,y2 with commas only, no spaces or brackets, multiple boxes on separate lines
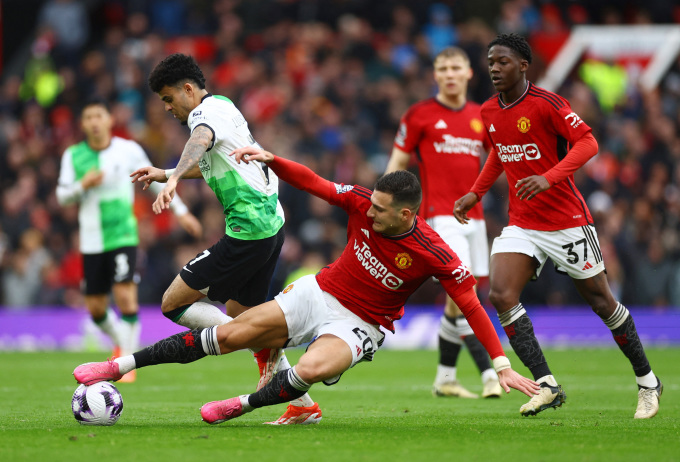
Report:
488,33,532,64
148,53,207,93
375,170,422,212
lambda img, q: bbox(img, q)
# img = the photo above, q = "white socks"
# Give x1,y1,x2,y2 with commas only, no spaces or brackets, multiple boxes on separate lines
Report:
636,371,657,388
434,365,457,384
94,308,122,347
114,355,136,375
118,317,141,356
536,374,558,387
175,302,233,329
481,368,498,384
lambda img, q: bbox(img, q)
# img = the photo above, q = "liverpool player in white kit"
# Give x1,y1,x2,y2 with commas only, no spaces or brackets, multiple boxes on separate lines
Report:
130,54,318,424
386,47,501,399
73,147,540,424
454,33,662,418
57,99,202,382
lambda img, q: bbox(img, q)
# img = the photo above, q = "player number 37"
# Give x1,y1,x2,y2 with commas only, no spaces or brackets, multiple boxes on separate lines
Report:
562,238,587,264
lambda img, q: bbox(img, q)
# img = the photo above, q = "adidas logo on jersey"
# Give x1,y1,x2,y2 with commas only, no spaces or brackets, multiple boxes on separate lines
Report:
582,262,593,270
435,119,448,129
361,228,370,239
489,124,496,132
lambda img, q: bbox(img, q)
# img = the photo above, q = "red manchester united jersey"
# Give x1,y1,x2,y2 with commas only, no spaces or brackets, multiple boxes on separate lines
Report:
316,184,476,332
394,99,490,220
479,83,594,230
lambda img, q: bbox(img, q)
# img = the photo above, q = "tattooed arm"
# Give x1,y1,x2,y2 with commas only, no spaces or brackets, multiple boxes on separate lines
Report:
152,125,213,214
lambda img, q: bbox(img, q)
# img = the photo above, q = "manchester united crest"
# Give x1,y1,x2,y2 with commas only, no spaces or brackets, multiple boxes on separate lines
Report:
395,252,413,269
470,118,483,134
517,117,531,133
283,284,294,294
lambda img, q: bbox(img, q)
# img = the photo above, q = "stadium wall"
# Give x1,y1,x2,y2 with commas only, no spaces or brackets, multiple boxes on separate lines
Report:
1,306,679,351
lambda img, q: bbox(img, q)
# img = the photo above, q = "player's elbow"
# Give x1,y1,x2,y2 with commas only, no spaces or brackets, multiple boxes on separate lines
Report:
581,132,599,158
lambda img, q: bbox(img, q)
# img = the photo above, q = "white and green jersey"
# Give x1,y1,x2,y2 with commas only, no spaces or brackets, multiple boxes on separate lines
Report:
187,94,284,240
56,137,189,254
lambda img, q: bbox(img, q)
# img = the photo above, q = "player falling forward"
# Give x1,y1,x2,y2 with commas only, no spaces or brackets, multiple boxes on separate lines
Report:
74,147,540,425
56,99,202,382
129,53,318,423
386,47,501,399
454,33,662,418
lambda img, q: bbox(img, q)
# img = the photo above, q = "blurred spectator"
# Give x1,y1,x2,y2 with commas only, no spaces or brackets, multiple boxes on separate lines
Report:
1,0,680,309
423,3,458,57
38,0,90,68
2,229,52,307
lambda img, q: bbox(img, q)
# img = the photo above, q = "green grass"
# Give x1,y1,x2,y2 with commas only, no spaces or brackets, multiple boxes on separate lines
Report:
1,348,679,462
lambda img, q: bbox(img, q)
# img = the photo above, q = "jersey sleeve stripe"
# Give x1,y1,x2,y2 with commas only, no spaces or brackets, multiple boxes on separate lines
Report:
350,186,373,200
528,90,561,111
412,228,453,264
528,88,565,110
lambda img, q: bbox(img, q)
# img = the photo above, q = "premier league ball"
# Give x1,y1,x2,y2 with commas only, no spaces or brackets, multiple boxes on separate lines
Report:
71,382,124,426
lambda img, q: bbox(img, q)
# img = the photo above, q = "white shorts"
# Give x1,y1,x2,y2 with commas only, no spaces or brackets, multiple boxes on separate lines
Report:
490,225,605,280
427,215,489,277
274,275,385,379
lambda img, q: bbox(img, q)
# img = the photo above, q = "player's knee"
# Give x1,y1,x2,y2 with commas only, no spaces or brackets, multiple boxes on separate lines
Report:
488,288,518,311
589,298,615,318
160,290,175,313
294,360,332,385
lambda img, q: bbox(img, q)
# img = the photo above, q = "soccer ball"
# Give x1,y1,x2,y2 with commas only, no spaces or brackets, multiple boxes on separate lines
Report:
71,382,124,426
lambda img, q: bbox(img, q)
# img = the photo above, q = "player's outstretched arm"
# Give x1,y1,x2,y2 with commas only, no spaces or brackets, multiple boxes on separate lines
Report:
231,147,335,202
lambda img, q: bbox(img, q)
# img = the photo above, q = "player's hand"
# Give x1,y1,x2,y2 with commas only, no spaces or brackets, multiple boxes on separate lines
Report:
82,170,104,190
177,212,203,239
453,192,479,225
230,146,274,164
497,368,541,397
515,175,550,200
131,166,167,190
152,179,177,214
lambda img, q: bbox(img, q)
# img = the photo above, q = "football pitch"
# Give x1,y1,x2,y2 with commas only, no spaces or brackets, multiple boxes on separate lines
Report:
1,348,678,462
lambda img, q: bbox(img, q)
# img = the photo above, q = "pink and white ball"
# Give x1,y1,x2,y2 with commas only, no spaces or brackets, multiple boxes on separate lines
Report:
71,382,124,426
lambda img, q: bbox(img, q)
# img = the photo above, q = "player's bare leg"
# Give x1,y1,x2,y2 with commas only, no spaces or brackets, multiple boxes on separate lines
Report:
160,276,231,327
112,282,140,382
489,252,566,416
572,272,661,418
75,300,288,386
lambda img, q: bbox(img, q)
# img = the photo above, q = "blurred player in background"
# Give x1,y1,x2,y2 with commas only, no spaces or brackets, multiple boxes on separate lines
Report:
56,99,202,383
130,54,318,424
74,146,540,425
454,33,662,418
386,47,502,399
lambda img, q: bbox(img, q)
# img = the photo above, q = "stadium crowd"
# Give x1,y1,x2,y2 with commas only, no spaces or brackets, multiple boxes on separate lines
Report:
1,0,680,309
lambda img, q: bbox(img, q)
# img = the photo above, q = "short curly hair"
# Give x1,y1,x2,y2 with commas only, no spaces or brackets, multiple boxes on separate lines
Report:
148,53,206,93
488,33,532,64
